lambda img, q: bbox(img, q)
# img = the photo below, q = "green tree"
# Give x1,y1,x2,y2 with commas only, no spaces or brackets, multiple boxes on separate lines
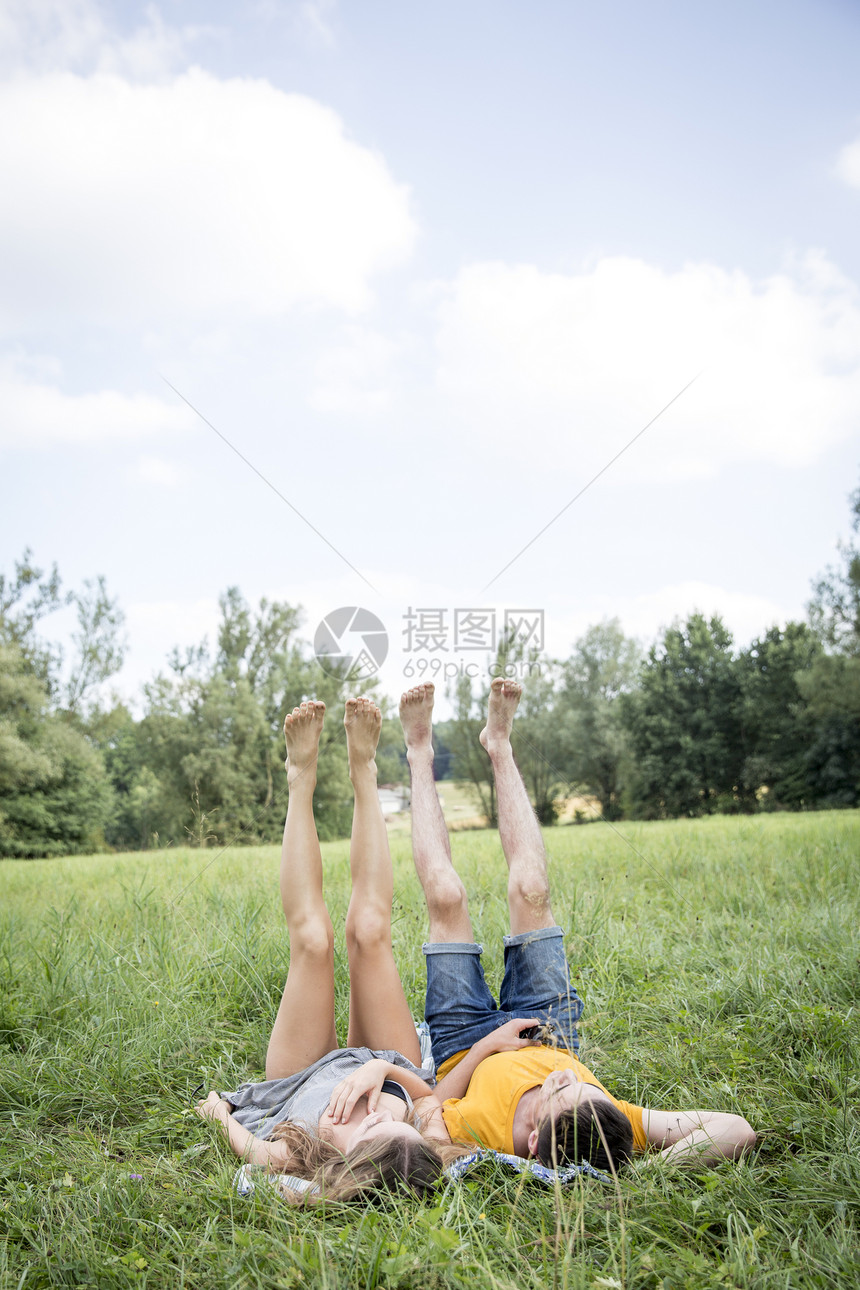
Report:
808,482,860,655
737,623,821,809
446,631,563,826
800,479,860,805
510,656,565,826
446,671,497,827
120,589,363,847
556,620,641,820
0,553,125,857
622,613,750,818
0,549,67,691
0,641,112,857
64,576,127,715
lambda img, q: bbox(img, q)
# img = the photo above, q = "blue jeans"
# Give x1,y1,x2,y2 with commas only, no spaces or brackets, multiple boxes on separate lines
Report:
423,926,583,1069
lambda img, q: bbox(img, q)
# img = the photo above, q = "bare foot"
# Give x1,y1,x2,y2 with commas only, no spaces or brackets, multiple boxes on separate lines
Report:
284,701,326,786
344,695,382,774
479,677,522,755
399,683,435,754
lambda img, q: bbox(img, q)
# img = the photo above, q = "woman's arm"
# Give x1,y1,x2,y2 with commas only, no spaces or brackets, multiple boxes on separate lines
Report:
196,1092,291,1170
325,1059,437,1123
640,1108,757,1165
434,1018,540,1102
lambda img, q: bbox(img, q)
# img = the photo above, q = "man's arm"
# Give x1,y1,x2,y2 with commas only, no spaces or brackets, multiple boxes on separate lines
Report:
413,1093,450,1142
434,1018,540,1102
196,1092,291,1169
640,1108,756,1165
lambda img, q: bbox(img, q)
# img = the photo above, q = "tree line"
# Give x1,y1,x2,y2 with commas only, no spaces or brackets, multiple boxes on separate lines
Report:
2,485,858,858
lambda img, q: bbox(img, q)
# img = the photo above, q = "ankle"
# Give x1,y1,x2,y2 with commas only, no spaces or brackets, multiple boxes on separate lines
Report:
287,766,317,792
348,758,378,784
407,744,434,767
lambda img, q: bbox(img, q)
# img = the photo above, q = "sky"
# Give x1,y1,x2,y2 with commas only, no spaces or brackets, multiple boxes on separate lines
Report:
2,0,860,713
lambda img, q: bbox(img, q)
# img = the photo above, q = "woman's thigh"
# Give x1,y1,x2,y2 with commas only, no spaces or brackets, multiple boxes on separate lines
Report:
265,946,338,1080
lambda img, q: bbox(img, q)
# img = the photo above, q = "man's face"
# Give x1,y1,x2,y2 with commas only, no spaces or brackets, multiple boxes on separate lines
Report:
535,1069,611,1125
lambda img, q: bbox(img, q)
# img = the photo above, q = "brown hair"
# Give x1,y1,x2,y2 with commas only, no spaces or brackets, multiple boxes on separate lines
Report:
535,1101,633,1174
269,1118,468,1205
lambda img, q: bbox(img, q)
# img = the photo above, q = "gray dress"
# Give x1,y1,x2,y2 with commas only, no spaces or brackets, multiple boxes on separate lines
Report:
222,1047,433,1141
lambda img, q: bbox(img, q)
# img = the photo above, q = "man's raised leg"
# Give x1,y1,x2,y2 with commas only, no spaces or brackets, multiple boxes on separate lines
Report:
480,678,555,935
481,677,582,1052
400,683,474,944
402,683,506,1074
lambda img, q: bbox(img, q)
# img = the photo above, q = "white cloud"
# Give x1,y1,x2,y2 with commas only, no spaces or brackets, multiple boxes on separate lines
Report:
0,355,192,445
434,253,860,477
835,135,860,189
0,68,416,329
308,326,398,414
136,454,181,487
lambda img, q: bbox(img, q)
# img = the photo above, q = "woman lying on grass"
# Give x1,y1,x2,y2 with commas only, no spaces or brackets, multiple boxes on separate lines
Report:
196,697,462,1204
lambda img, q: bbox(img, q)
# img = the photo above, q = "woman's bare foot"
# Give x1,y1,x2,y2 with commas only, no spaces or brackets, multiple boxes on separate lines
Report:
344,696,382,775
399,683,435,755
479,677,522,755
283,701,326,787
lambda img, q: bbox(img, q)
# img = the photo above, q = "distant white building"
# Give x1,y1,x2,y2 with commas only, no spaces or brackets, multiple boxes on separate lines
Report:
378,785,410,816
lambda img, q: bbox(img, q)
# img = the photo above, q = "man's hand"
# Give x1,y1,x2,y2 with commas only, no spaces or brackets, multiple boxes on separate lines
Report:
326,1059,390,1124
434,1018,543,1103
481,1018,542,1053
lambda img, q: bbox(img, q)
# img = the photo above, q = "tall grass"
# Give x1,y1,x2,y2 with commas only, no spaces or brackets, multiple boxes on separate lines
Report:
1,811,858,1288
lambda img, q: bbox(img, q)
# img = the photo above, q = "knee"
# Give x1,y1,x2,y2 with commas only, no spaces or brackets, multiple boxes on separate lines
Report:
289,914,334,962
345,905,390,956
426,871,469,925
508,866,551,915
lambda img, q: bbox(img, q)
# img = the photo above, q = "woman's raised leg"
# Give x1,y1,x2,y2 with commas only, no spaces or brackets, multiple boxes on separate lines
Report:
343,696,421,1064
265,701,338,1080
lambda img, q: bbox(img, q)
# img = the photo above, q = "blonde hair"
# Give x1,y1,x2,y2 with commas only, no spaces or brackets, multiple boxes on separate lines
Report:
269,1116,468,1206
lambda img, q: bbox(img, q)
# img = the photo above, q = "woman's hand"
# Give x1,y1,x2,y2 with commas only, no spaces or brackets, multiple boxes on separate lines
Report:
326,1059,390,1124
196,1090,231,1123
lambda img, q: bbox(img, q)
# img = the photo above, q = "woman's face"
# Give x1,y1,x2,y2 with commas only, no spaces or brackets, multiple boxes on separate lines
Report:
320,1099,423,1153
345,1108,423,1153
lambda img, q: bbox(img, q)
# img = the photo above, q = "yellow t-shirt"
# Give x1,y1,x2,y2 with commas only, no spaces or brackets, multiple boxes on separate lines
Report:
441,1046,647,1155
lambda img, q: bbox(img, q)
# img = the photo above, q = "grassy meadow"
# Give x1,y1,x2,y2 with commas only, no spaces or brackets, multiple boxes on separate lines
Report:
1,811,858,1289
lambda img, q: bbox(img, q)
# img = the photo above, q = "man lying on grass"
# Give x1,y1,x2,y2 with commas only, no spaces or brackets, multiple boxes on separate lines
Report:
399,678,757,1174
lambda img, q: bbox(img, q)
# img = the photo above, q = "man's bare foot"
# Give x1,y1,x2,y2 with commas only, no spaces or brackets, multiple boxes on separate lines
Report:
344,696,382,774
284,701,326,786
399,683,435,754
479,678,522,755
